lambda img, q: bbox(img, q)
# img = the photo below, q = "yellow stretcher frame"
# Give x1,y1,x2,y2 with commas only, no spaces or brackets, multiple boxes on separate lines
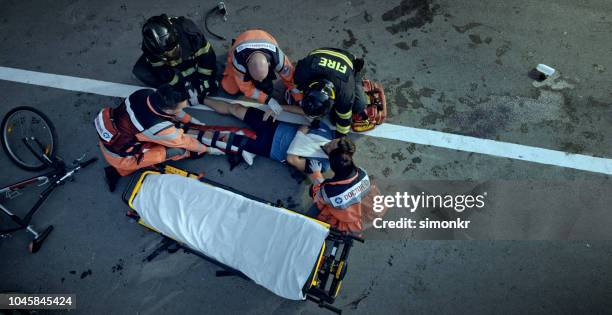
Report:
121,164,362,314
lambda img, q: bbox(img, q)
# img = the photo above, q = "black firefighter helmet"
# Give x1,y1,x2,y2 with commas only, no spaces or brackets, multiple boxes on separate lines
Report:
302,79,336,119
142,14,181,61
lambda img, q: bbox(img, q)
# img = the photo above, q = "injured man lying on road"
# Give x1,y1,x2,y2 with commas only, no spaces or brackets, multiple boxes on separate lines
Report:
195,98,342,174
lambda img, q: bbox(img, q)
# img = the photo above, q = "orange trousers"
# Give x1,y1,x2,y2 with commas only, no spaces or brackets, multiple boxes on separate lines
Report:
100,142,188,176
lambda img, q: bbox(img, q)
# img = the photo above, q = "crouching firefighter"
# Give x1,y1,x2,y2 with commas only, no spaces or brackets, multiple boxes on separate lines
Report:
95,85,223,191
292,48,387,137
307,137,371,234
133,14,218,103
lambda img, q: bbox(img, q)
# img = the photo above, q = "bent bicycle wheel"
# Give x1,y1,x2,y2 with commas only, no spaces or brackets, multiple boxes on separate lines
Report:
1,106,58,171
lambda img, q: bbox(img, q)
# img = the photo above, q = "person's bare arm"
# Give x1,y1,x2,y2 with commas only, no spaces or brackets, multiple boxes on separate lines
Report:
204,98,248,120
281,104,305,116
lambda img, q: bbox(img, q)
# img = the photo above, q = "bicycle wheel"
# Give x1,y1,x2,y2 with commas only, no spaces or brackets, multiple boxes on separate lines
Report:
1,106,57,171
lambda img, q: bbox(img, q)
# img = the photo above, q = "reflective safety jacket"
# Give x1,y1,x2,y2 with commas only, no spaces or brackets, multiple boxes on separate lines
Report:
228,29,295,104
310,167,370,233
294,48,356,136
95,89,207,159
143,16,217,94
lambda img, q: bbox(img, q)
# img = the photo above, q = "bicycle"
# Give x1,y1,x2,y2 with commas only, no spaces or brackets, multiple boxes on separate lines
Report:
1,106,97,253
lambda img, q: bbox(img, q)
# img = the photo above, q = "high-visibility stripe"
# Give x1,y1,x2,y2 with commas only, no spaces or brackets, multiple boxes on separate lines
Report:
181,67,196,77
310,49,353,69
194,42,211,57
125,98,145,132
176,111,187,120
147,121,175,135
197,68,213,75
169,75,179,85
336,124,351,134
251,88,261,100
168,58,182,67
101,143,124,158
147,58,165,67
232,56,247,73
235,40,277,53
143,128,180,141
336,109,352,120
275,49,285,72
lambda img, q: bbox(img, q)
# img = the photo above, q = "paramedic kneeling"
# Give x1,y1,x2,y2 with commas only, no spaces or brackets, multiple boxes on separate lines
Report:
95,84,219,191
308,138,370,233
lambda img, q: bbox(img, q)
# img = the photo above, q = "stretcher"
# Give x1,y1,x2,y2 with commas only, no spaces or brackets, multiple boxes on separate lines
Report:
122,165,362,314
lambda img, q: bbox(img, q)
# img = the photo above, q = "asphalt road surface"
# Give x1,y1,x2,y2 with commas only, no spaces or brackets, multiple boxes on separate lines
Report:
1,0,611,314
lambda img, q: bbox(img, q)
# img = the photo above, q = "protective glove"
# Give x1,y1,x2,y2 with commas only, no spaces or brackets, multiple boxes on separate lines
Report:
267,98,283,116
308,159,323,174
197,77,219,101
187,85,199,106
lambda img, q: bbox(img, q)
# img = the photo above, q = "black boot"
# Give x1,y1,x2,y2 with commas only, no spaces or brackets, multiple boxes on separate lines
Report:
104,166,121,192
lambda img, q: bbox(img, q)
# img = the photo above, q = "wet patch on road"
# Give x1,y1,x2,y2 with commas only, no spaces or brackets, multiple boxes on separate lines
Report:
342,29,357,49
452,22,482,33
382,0,441,34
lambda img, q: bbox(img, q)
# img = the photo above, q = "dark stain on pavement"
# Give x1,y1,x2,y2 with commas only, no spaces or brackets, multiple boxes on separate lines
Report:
363,10,373,22
453,22,482,33
391,151,407,162
469,34,482,45
495,42,511,65
347,293,369,310
403,164,417,173
289,167,305,184
382,167,391,177
285,196,299,209
80,269,92,279
450,104,512,138
395,42,411,50
406,143,417,154
112,259,124,274
342,29,357,49
382,0,440,34
420,105,456,126
560,142,585,154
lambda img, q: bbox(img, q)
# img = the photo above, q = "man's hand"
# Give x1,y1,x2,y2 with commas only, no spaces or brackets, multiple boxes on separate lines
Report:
262,108,278,122
308,159,323,174
187,85,199,106
267,98,283,115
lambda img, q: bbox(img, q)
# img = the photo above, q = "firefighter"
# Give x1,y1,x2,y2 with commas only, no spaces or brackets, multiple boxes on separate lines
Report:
307,137,371,233
132,14,218,102
95,85,221,191
221,29,299,119
292,48,370,138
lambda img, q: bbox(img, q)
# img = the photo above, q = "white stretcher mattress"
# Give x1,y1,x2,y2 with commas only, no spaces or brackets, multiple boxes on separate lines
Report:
132,174,329,300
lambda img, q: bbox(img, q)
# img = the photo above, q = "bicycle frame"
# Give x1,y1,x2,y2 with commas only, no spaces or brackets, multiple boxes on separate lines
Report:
0,136,96,253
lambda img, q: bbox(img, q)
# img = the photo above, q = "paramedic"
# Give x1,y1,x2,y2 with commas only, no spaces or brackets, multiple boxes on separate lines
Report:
95,85,221,191
292,47,371,137
221,29,299,119
308,137,370,233
205,99,335,173
132,14,218,101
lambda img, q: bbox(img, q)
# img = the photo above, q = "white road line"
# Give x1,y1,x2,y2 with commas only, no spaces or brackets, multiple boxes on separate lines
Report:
1,66,611,175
